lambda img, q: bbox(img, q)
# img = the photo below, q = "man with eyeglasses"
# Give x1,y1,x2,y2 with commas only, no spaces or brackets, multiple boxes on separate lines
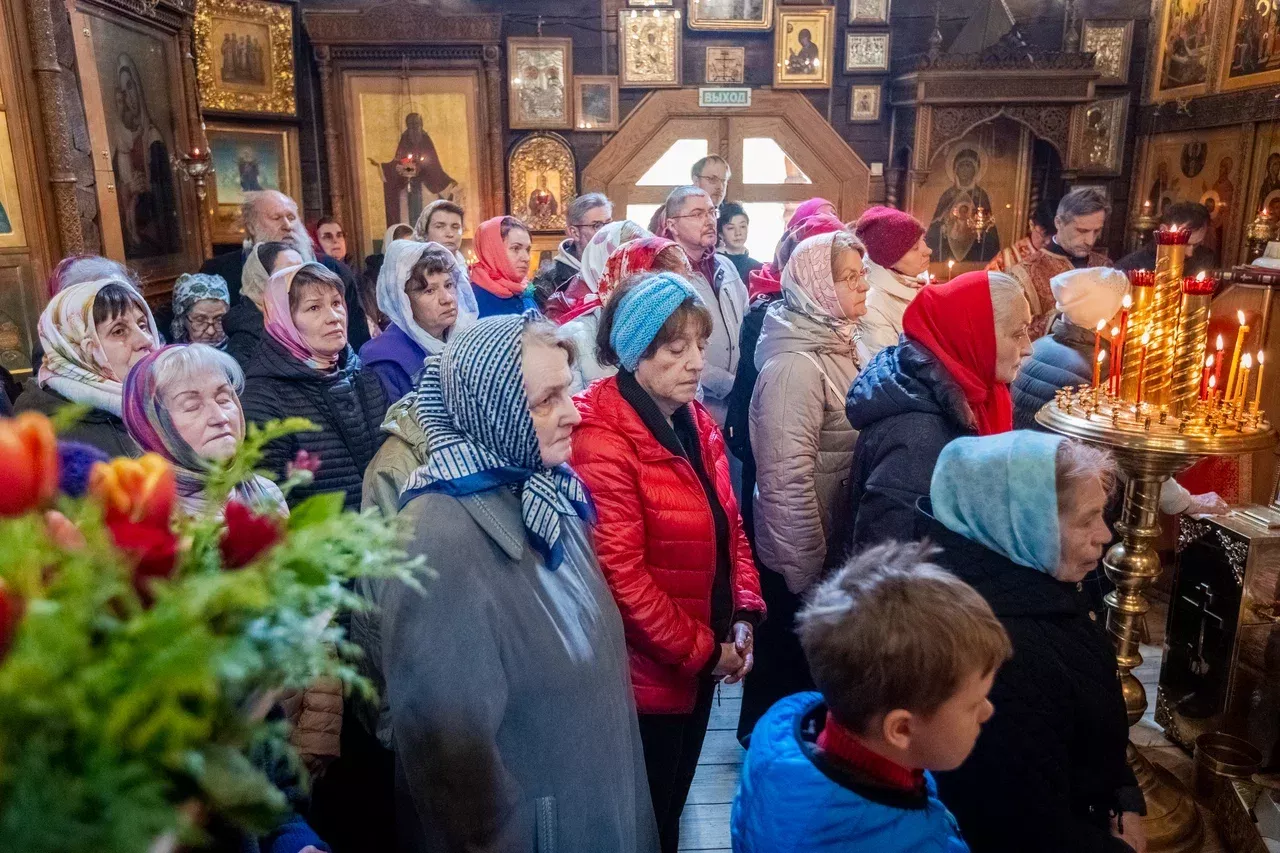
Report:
550,192,614,289
692,155,731,207
660,184,748,427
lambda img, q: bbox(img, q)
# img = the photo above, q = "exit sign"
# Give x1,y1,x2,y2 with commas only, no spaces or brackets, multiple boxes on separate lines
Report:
699,87,751,108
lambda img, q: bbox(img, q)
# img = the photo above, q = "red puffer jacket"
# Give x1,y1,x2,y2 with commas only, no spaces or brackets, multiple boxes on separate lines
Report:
572,377,765,714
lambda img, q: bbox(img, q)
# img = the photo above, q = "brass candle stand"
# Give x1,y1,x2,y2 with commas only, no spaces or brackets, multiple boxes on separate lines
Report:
1036,226,1278,851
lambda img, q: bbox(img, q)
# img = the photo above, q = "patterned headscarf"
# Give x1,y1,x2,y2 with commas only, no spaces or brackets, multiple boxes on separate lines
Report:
781,232,855,336
123,345,286,518
748,212,847,301
38,277,159,416
240,243,272,309
560,237,689,325
400,312,593,570
577,220,650,292
262,262,343,371
377,239,477,356
170,273,230,344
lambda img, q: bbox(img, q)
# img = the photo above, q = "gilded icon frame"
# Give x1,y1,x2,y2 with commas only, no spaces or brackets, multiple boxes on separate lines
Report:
688,0,775,31
619,9,683,89
194,0,296,117
574,75,619,132
509,133,577,234
1081,19,1133,86
773,6,836,89
507,37,574,130
204,122,301,244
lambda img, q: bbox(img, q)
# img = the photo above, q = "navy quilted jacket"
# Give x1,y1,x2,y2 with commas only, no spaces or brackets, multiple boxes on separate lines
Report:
842,340,976,553
926,516,1142,853
241,336,388,511
1011,316,1101,431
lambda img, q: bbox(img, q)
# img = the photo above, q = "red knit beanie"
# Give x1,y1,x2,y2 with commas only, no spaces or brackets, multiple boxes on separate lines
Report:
855,206,925,269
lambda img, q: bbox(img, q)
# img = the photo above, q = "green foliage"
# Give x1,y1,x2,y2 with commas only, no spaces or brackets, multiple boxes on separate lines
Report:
0,419,418,853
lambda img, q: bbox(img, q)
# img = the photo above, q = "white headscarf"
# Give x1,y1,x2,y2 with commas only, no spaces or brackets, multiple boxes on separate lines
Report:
577,220,650,292
384,223,413,251
377,239,478,355
240,243,271,309
1050,267,1131,330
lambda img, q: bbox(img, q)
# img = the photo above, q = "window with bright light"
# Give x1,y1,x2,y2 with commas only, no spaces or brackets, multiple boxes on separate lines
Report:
626,203,661,231
637,139,709,186
741,203,787,262
742,137,811,185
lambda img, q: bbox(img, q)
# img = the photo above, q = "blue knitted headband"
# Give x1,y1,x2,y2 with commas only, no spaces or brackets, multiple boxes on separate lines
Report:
610,271,699,371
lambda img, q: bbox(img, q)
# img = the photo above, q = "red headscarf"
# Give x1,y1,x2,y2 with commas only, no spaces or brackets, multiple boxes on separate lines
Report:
470,216,527,299
901,270,1012,436
560,237,685,324
788,197,837,229
748,212,846,301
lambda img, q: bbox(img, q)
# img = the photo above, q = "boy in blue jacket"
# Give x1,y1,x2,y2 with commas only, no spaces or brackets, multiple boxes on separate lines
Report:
731,540,1012,852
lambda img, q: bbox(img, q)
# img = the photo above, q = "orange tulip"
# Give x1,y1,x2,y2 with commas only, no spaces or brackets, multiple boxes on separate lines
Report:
89,453,177,528
0,412,59,518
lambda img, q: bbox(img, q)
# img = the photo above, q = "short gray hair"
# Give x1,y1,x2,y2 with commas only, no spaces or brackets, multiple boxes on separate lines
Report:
241,190,298,238
1055,438,1116,507
153,343,245,401
567,193,612,226
1056,187,1111,224
663,185,711,219
988,271,1029,332
691,154,731,181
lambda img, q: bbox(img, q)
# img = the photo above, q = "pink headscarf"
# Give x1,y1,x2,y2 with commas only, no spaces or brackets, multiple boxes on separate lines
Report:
788,198,837,230
262,262,342,371
470,217,528,299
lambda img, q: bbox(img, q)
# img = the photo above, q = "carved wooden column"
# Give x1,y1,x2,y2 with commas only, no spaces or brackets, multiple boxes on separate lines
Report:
315,45,348,228
482,44,506,216
26,0,84,255
178,22,212,259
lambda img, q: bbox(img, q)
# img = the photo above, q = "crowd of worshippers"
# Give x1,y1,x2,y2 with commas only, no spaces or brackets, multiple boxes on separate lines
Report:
1,157,1235,853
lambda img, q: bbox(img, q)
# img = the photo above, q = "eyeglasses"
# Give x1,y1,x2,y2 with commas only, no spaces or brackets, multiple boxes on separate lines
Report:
834,268,869,288
669,208,720,222
695,175,727,187
187,314,226,332
573,219,613,233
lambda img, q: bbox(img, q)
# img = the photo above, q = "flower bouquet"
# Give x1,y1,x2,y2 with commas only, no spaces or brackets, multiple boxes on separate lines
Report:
0,412,415,853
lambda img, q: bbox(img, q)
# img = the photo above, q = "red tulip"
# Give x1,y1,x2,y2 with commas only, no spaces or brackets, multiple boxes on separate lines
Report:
89,455,179,602
219,500,284,569
0,412,59,517
0,580,23,660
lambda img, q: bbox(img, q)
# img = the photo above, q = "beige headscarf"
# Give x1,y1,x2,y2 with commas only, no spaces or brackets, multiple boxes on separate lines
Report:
240,243,272,309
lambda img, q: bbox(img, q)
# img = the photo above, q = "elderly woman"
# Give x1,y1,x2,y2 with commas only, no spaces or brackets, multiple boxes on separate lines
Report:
854,206,933,361
926,433,1145,853
224,241,306,366
470,215,534,317
169,273,231,347
15,277,158,456
561,235,694,390
359,239,478,403
240,262,387,511
844,270,1032,550
372,312,657,851
740,231,868,743
544,219,649,323
572,273,765,853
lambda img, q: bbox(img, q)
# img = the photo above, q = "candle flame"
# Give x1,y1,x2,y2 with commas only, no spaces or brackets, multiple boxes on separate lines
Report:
1196,271,1206,281
1244,353,1254,369
1239,310,1248,325
1111,326,1120,337
947,260,955,269
1218,334,1225,349
1210,374,1217,388
1097,350,1106,363
1260,351,1266,365
1141,331,1151,346
1096,320,1106,332
1207,354,1215,367
1122,293,1132,309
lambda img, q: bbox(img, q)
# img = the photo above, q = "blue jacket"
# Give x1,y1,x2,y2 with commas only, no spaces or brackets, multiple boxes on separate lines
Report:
359,323,427,406
842,340,976,553
473,287,535,318
1011,316,1101,430
731,693,969,853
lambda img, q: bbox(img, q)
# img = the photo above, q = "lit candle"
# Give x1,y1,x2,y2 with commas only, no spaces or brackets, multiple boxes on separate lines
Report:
1215,334,1226,389
1115,293,1131,382
1255,352,1266,410
1094,349,1107,388
1136,331,1151,405
1209,373,1218,407
1109,326,1122,395
1093,319,1105,383
1226,311,1250,401
1236,353,1254,406
947,259,955,281
1201,353,1214,399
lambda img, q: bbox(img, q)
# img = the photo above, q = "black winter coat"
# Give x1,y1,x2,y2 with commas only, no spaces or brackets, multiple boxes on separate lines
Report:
1011,316,1098,430
13,381,140,458
841,340,976,552
926,516,1142,853
223,299,265,369
240,336,388,510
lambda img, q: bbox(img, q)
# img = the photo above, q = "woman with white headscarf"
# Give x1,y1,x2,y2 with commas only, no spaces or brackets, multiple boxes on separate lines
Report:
14,277,159,456
359,239,478,403
739,230,870,742
544,219,649,323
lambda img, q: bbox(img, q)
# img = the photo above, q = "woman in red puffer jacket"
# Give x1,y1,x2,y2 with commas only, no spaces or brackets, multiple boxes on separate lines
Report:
572,271,765,853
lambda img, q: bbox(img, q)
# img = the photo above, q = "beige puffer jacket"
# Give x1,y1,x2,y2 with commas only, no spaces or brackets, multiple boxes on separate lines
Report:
277,676,344,776
750,305,861,594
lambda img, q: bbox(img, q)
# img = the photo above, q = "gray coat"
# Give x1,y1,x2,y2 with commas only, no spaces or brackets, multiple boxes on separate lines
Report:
377,486,659,853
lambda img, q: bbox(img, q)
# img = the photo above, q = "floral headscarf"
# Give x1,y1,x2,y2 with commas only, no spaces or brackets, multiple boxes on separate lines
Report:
377,239,478,356
780,232,855,336
559,237,688,325
170,273,230,344
123,344,286,518
401,313,593,570
262,262,343,371
577,220,650,292
38,277,159,416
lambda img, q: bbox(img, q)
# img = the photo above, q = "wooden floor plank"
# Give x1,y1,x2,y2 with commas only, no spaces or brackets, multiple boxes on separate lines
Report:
686,761,741,805
696,729,745,767
678,803,732,851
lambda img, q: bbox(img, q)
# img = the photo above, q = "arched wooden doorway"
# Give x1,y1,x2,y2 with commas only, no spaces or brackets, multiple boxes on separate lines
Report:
583,90,870,260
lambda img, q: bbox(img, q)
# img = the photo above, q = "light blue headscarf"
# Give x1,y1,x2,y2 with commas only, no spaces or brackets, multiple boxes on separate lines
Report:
930,431,1063,574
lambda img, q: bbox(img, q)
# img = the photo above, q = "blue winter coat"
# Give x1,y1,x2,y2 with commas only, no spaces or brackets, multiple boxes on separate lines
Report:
842,340,977,552
359,323,427,406
1011,316,1103,430
731,692,969,853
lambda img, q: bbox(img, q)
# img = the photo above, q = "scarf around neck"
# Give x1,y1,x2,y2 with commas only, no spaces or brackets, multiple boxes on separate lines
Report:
470,217,528,299
122,344,287,518
377,239,478,356
38,277,159,417
901,270,1012,436
262,262,343,372
399,313,593,570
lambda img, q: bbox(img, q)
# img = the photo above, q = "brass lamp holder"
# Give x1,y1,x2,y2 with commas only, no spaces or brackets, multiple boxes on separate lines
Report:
176,146,214,203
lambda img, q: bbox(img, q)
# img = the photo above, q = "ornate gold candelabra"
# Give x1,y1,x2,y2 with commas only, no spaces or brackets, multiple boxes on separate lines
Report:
1037,226,1277,852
